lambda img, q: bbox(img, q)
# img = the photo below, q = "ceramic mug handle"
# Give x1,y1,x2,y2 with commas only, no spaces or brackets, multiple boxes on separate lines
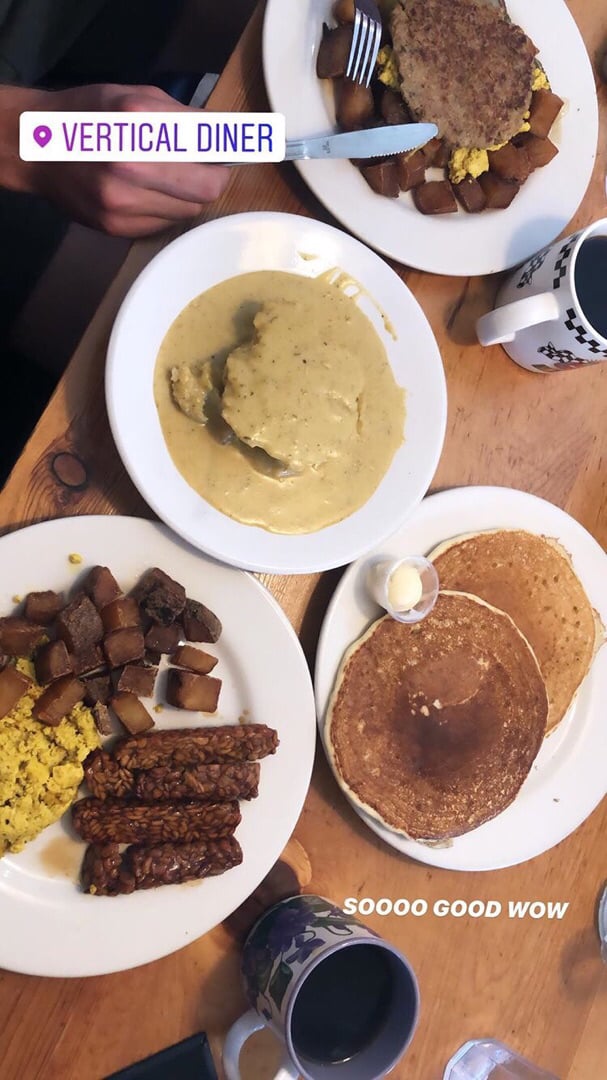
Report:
223,1009,299,1080
476,291,560,346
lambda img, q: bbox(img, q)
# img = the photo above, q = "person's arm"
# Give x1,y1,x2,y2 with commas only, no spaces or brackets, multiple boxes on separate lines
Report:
0,83,231,236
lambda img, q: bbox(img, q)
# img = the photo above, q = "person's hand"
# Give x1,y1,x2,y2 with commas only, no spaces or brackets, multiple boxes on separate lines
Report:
4,83,231,236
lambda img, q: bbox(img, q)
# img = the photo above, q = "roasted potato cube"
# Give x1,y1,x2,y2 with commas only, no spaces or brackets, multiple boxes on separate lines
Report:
420,137,449,168
488,143,531,184
33,676,85,727
478,172,520,209
83,674,112,707
101,596,141,633
56,594,104,652
412,180,458,215
83,566,123,611
396,149,426,191
360,159,399,197
0,665,32,718
92,702,113,736
132,567,186,626
528,89,563,139
24,590,63,624
116,664,158,697
183,600,222,644
103,628,145,669
333,0,355,23
172,645,218,676
166,669,222,713
35,639,73,684
0,617,46,656
316,23,353,79
515,133,558,169
380,88,411,126
452,176,487,213
71,644,105,677
144,623,183,655
335,78,375,131
110,692,154,734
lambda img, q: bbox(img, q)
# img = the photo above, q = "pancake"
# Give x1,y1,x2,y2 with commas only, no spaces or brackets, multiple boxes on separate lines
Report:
430,530,603,732
390,0,538,148
326,592,548,840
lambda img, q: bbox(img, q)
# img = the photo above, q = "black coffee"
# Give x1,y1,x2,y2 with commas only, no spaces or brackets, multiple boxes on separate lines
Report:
290,945,394,1065
573,236,607,339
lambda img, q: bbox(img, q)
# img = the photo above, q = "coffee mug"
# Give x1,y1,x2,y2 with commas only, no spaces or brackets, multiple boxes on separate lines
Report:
476,218,607,372
223,895,419,1080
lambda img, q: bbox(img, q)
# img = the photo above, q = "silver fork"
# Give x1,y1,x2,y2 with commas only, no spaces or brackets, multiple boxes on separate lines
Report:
345,0,383,88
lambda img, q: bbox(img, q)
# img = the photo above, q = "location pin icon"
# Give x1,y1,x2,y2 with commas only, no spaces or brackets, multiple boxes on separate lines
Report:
33,125,52,148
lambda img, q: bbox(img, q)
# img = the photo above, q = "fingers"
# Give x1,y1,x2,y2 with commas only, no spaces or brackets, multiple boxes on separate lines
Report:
109,161,231,204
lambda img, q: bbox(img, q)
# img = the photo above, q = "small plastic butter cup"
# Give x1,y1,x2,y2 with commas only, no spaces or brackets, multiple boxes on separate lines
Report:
367,555,440,624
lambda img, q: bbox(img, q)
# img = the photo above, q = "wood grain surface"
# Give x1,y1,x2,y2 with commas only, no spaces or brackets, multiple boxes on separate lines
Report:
1,4,606,1079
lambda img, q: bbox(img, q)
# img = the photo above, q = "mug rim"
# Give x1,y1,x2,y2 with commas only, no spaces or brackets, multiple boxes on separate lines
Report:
283,935,420,1080
568,217,607,347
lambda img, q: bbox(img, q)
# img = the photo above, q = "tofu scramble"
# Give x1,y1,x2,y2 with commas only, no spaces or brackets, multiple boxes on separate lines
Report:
0,660,99,854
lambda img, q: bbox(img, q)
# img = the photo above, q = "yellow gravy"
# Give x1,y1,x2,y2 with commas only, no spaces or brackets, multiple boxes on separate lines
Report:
154,271,405,534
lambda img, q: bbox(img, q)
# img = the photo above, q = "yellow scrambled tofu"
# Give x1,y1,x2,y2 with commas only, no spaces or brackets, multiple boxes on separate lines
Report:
0,661,99,855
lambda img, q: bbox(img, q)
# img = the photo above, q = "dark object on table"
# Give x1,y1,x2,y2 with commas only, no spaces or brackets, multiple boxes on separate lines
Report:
105,1032,218,1080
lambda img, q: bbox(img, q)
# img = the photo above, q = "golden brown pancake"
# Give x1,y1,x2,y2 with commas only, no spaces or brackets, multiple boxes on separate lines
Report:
430,530,603,732
390,0,538,148
326,592,548,840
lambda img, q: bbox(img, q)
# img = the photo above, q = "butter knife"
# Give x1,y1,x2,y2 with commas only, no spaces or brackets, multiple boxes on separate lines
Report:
284,122,438,161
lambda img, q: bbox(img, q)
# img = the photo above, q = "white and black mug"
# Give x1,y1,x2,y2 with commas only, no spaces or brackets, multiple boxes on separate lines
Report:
476,218,607,372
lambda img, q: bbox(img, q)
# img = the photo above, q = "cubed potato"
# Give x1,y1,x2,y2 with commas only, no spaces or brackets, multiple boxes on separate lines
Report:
92,702,113,736
103,628,145,669
83,674,112,707
380,89,411,126
110,692,154,734
515,133,559,169
420,137,449,168
56,594,104,652
144,623,183,655
83,566,123,611
132,568,186,626
71,644,105,677
24,590,63,625
0,617,46,657
488,143,531,184
172,645,218,676
316,23,353,79
0,665,32,719
333,0,355,23
335,78,375,131
360,160,400,197
478,172,520,209
116,664,158,697
166,669,222,713
528,89,564,139
452,176,487,213
35,639,73,684
182,600,222,644
33,676,85,727
101,596,142,633
412,180,458,214
396,149,426,191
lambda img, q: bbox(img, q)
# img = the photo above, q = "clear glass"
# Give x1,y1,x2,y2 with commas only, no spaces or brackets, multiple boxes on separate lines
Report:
443,1040,560,1080
366,555,439,624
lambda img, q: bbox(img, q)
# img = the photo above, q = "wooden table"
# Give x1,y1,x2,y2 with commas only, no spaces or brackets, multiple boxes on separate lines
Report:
1,5,606,1078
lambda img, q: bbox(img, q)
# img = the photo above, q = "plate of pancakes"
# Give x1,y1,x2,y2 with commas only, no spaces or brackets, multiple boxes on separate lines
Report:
315,487,607,870
263,0,598,275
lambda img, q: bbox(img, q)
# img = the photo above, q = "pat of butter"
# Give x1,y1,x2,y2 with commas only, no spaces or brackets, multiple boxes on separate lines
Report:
387,564,423,611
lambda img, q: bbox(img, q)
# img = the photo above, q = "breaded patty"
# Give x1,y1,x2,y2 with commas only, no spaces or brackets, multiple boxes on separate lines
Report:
390,0,537,148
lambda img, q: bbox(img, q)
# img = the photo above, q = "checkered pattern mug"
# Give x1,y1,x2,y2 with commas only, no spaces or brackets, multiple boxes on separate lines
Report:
476,218,607,372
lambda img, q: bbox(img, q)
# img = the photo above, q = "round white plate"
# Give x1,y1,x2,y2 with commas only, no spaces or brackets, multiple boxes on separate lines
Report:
0,516,316,977
106,211,446,574
262,0,598,276
315,487,607,871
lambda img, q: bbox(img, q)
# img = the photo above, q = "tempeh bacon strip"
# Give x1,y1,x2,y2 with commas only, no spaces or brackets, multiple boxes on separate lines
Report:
82,836,242,895
134,762,260,803
113,723,278,770
72,797,240,845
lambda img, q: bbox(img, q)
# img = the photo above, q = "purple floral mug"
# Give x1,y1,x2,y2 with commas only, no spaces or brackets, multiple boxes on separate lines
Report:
223,895,419,1080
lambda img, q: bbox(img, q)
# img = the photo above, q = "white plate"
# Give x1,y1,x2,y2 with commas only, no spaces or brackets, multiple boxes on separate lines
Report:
106,212,446,574
315,487,607,871
262,0,598,276
0,516,316,977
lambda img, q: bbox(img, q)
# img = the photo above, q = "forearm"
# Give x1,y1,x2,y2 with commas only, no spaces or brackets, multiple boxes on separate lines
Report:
0,86,47,194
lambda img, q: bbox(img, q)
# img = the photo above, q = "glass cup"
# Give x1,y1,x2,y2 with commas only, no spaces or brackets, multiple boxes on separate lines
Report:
443,1040,560,1080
